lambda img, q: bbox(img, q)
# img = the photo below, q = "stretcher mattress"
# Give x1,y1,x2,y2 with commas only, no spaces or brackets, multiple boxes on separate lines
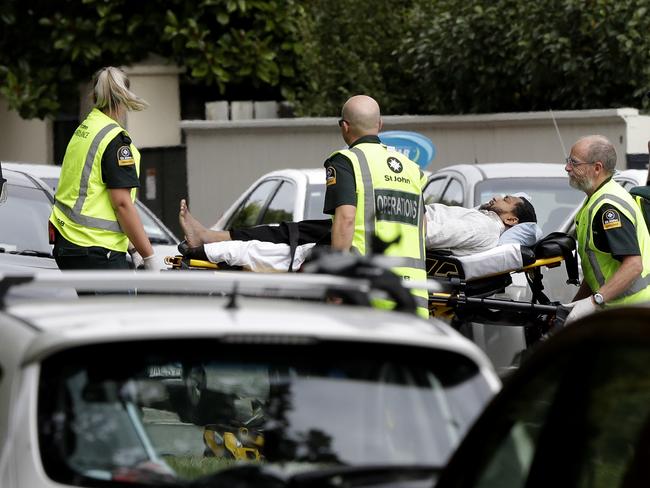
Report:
454,243,526,280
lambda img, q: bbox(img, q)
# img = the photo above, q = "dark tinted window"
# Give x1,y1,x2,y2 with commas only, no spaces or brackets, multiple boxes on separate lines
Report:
261,181,294,224
424,177,448,205
136,202,177,244
228,180,279,229
39,340,492,486
443,341,650,488
441,178,464,206
0,183,53,254
475,178,583,234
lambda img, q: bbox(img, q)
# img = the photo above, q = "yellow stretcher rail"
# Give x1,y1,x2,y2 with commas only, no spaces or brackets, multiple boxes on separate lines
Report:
462,255,565,281
520,255,564,271
164,255,220,270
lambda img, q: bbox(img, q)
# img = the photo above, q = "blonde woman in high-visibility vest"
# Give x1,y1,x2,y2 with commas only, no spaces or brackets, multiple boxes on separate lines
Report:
49,66,156,270
324,95,429,318
564,135,650,324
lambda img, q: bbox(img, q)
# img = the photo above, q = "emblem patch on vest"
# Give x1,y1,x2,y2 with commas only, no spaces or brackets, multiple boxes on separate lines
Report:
375,189,419,226
602,209,622,230
117,146,135,166
326,166,336,186
387,157,403,173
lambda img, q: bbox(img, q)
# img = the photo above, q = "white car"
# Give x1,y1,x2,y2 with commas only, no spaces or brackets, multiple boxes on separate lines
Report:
0,167,57,272
0,271,500,488
3,162,180,268
424,162,585,235
211,168,327,230
423,163,649,372
437,305,650,488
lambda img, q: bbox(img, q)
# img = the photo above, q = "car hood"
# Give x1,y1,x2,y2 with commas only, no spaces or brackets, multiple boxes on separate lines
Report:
0,253,57,271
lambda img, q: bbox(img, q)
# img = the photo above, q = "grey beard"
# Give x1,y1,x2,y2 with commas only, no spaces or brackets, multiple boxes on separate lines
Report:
569,176,593,193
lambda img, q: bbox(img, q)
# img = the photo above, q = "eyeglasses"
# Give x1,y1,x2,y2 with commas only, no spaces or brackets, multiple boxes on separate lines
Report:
565,156,595,167
338,119,348,128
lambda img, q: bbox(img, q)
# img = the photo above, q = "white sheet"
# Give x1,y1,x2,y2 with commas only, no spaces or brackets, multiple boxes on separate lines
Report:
453,243,524,280
203,240,315,272
425,204,504,256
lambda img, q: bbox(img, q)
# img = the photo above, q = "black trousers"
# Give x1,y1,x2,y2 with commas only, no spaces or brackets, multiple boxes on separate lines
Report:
53,228,128,270
230,219,332,246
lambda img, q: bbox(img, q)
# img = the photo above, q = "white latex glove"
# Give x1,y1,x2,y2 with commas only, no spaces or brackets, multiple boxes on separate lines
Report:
563,296,598,325
127,243,144,269
142,253,159,271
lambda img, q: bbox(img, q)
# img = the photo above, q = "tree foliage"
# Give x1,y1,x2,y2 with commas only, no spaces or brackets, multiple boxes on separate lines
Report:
291,0,419,116
397,0,650,114
5,0,650,119
291,0,650,115
0,0,304,119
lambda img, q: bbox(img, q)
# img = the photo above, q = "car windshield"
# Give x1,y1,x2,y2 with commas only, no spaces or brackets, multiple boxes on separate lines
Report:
38,340,491,486
304,183,328,220
475,178,584,235
0,182,53,254
137,204,176,244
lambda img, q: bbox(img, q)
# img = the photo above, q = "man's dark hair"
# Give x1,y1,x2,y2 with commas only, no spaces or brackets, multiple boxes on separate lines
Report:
514,197,537,223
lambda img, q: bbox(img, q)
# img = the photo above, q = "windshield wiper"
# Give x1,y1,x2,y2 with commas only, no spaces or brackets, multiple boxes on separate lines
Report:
189,464,440,488
189,465,285,488
290,465,440,487
8,250,53,258
148,237,173,244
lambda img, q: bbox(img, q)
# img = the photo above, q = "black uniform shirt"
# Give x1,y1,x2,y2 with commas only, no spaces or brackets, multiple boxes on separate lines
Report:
323,135,381,215
591,203,640,260
101,132,140,189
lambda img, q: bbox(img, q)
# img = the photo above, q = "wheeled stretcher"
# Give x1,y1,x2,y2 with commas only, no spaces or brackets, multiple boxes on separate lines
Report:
426,232,578,344
164,232,578,342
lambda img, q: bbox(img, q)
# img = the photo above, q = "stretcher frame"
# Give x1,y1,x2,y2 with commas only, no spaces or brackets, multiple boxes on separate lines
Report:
422,233,578,345
163,232,578,344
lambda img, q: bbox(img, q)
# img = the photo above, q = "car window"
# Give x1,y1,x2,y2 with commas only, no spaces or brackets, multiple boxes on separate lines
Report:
441,178,464,206
475,178,584,235
227,180,280,229
38,340,493,486
0,183,52,254
260,181,295,224
304,183,328,220
441,339,650,488
470,369,562,488
136,203,176,244
424,177,449,205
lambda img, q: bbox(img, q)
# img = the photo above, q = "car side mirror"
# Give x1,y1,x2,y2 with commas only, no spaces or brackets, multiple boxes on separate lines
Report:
0,164,6,204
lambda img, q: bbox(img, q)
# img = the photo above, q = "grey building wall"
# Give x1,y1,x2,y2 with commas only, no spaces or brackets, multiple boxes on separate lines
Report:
181,108,650,225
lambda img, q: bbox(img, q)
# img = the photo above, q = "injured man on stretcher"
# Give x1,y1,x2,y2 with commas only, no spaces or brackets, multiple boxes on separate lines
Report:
177,194,540,272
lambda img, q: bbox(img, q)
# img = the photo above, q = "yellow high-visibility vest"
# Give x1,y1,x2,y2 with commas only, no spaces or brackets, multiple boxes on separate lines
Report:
50,108,140,252
575,178,650,305
334,143,429,318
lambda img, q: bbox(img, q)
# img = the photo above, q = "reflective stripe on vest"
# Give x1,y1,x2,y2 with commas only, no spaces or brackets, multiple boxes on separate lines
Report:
347,146,429,318
55,122,122,232
349,147,426,272
578,180,650,303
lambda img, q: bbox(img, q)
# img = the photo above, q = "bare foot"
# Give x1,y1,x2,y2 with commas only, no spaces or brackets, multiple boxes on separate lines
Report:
179,199,207,247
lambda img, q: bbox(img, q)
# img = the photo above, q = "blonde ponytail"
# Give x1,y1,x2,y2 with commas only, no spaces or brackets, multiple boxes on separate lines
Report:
92,66,148,113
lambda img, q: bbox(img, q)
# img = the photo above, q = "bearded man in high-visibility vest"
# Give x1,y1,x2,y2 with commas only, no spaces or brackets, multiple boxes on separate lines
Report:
564,134,650,324
323,95,429,318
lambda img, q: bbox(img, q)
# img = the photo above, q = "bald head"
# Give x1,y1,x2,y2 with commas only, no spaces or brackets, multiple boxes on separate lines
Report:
341,95,382,139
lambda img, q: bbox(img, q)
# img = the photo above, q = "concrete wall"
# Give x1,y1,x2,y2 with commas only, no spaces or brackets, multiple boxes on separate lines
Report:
122,62,183,148
0,97,52,163
181,108,650,224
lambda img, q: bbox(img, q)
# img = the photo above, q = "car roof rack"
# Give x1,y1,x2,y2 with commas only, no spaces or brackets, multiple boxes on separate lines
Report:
0,270,446,313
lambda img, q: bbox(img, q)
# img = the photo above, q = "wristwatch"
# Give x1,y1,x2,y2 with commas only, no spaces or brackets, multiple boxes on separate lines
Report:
593,292,605,307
